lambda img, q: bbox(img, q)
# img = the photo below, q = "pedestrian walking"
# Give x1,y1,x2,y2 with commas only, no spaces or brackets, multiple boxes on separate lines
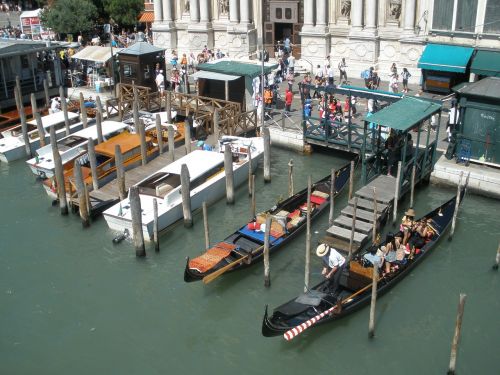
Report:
285,88,293,114
389,73,399,93
401,68,411,93
287,54,295,75
327,65,335,85
338,58,348,84
286,71,294,93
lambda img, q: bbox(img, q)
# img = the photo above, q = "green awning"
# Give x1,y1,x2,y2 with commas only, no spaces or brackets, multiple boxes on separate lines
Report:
470,50,500,77
197,60,278,79
418,44,474,73
363,97,442,132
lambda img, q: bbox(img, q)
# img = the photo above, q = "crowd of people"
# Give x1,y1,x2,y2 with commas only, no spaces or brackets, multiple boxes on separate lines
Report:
1,1,21,12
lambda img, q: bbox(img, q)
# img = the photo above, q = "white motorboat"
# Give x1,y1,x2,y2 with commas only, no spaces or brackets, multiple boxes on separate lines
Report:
0,112,81,163
103,136,264,241
26,121,130,179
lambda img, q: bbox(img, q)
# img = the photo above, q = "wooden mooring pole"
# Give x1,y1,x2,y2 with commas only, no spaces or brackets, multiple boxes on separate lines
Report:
410,164,416,209
263,215,271,287
348,160,355,200
213,109,220,142
167,125,175,161
50,126,68,215
392,161,402,226
43,78,50,108
139,119,148,166
449,172,464,241
263,127,271,183
59,86,70,136
30,93,46,147
287,159,294,197
95,95,103,121
447,293,467,375
74,163,90,227
96,110,103,144
247,148,252,196
250,174,256,220
87,138,99,191
184,120,192,155
166,92,172,123
368,263,379,338
304,175,312,292
115,145,126,201
348,197,358,262
14,84,31,157
493,242,500,270
79,92,88,128
129,186,146,257
224,144,234,204
203,201,210,250
155,114,163,154
153,198,159,252
372,188,378,243
181,164,192,227
328,168,336,227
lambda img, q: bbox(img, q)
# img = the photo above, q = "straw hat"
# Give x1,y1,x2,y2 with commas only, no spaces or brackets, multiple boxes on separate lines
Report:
405,208,416,217
316,243,330,257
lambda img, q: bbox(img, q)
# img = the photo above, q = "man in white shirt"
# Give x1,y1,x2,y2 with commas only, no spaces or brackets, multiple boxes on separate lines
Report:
287,54,295,75
155,70,165,96
316,244,346,290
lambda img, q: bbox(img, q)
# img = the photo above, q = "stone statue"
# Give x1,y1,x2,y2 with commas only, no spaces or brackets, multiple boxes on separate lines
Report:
389,0,402,20
218,0,229,15
184,0,189,13
341,0,351,18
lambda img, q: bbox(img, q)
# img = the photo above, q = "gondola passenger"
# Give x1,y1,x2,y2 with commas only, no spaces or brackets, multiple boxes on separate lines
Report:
401,207,416,245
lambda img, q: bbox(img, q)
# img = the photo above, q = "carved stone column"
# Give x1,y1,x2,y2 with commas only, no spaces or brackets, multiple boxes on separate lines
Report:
316,0,327,29
190,0,199,22
199,0,210,23
365,0,377,32
154,0,163,22
229,0,239,23
240,0,251,24
162,0,173,22
403,0,416,33
351,0,363,30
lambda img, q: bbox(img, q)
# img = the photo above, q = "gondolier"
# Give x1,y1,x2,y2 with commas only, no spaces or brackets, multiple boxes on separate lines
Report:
316,244,346,289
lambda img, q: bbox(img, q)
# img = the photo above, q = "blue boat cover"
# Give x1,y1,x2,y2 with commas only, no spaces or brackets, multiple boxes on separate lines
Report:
238,226,285,246
418,44,474,73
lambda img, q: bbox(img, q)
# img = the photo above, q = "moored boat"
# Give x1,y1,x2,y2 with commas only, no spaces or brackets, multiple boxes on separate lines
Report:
262,188,465,339
0,111,81,163
103,136,264,241
41,123,185,200
183,162,352,283
26,121,130,179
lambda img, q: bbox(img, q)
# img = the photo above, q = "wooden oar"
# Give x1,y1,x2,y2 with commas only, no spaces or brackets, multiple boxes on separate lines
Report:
202,245,264,284
283,281,375,341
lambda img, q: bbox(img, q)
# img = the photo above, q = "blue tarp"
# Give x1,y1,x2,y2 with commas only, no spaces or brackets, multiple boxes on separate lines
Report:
418,44,474,73
238,227,284,246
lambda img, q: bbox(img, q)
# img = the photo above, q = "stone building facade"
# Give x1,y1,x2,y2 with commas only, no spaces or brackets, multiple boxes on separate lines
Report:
152,0,500,79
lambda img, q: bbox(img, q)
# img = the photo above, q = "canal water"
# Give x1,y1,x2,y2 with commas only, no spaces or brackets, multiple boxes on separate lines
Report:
0,148,498,374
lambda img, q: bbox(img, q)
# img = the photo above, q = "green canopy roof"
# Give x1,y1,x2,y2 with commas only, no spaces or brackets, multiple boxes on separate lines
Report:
364,97,442,131
470,50,500,77
418,44,474,73
197,60,277,79
452,77,500,102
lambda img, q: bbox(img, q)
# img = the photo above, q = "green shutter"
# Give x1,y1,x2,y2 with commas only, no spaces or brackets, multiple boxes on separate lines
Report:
456,0,478,32
432,0,454,30
484,0,500,33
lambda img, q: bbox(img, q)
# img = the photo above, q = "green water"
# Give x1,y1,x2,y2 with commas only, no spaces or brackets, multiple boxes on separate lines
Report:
1,148,498,375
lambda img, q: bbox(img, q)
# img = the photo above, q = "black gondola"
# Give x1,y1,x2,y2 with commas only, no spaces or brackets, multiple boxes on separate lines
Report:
183,161,352,283
262,188,466,339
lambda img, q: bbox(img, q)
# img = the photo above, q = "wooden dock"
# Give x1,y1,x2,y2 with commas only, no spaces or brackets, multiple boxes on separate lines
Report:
81,143,194,214
322,175,397,255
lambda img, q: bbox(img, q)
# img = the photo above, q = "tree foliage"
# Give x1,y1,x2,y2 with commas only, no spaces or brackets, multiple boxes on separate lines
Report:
40,0,98,34
103,0,143,26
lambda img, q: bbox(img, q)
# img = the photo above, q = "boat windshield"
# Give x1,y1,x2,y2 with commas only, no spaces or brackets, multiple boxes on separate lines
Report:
58,135,86,152
138,172,181,197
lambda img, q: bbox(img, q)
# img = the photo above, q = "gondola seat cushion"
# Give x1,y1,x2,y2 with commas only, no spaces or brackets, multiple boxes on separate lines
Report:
310,195,326,205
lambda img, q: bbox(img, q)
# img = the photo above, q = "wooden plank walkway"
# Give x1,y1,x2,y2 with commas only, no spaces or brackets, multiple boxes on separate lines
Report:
324,174,397,255
85,143,194,213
